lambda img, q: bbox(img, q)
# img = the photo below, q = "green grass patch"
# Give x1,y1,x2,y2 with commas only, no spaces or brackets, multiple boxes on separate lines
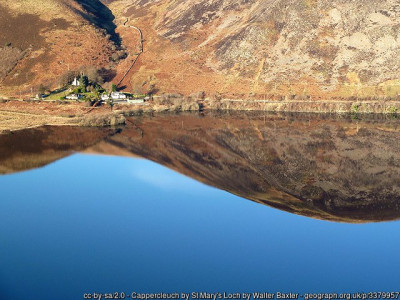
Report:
46,90,70,100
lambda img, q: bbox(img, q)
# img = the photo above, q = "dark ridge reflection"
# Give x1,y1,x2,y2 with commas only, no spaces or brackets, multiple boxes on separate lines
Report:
1,112,400,223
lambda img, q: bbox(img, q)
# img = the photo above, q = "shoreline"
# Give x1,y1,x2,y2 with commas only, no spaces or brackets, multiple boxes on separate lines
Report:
205,98,400,114
2,96,400,113
1,98,399,133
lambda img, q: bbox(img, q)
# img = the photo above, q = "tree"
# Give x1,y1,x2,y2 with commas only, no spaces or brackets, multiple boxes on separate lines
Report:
93,89,100,101
85,66,104,85
147,84,156,96
80,75,89,91
112,84,117,92
106,99,114,111
58,71,76,87
39,84,46,95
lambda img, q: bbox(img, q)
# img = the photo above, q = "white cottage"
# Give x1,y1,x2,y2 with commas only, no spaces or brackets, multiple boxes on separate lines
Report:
71,77,80,86
101,94,110,101
111,92,127,100
66,94,82,100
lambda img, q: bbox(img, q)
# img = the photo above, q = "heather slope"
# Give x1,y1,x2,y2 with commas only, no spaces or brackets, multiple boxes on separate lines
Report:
109,0,400,99
2,0,400,100
0,0,118,96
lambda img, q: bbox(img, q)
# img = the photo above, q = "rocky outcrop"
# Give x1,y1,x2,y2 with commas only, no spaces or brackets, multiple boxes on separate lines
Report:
109,0,400,99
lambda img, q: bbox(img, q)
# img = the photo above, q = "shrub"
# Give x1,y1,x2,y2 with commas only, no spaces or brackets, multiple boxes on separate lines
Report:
387,106,398,114
351,103,361,113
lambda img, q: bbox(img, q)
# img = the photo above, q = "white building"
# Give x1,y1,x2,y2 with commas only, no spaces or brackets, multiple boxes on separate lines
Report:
66,94,82,100
101,94,110,101
111,92,127,100
71,77,80,86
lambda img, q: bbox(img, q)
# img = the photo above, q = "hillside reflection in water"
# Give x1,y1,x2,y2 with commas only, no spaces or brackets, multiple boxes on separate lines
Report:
2,112,400,222
1,112,400,299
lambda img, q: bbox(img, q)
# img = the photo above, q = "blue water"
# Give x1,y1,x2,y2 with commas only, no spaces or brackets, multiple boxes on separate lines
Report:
0,154,399,300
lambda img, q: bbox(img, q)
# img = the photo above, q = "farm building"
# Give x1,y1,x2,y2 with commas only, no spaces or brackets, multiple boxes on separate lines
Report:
66,94,82,100
111,92,127,100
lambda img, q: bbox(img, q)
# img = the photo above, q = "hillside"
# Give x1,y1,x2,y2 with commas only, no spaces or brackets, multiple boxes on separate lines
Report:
2,0,400,100
0,0,120,96
108,0,400,99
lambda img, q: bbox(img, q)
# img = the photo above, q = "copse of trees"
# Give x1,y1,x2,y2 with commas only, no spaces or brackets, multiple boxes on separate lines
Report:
39,84,47,95
85,66,105,85
58,71,77,87
57,66,117,89
80,75,89,92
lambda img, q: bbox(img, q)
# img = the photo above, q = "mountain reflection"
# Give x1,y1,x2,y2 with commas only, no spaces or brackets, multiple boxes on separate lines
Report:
1,112,400,223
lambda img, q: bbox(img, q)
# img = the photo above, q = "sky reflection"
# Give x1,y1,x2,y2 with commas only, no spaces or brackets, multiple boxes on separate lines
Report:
0,154,399,300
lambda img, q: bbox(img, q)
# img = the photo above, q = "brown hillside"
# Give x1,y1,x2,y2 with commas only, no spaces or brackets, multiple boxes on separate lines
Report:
2,0,400,99
0,0,119,97
108,0,400,99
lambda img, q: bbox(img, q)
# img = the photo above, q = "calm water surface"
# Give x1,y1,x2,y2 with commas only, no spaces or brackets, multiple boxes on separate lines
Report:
0,113,400,300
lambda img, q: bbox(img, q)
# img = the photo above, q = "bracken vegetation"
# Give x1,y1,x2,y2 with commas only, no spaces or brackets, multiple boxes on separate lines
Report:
0,46,26,80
